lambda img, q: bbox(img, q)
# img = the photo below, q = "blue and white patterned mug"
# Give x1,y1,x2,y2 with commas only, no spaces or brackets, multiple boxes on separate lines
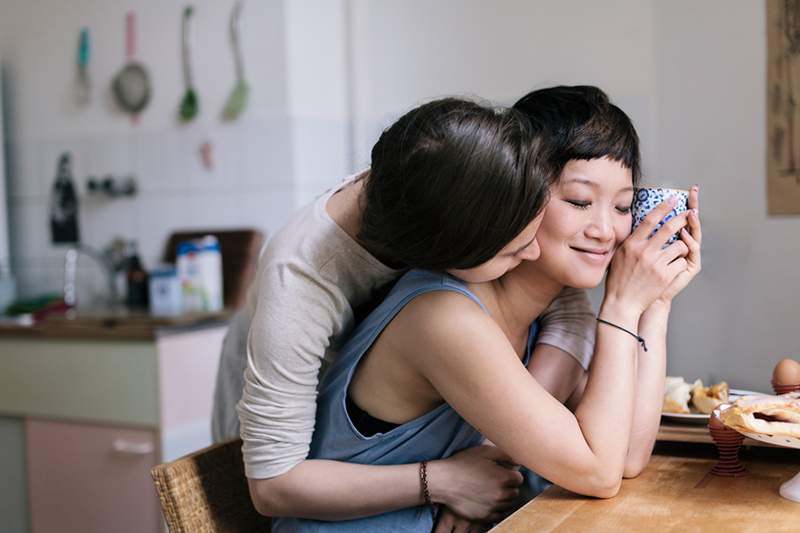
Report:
631,187,689,244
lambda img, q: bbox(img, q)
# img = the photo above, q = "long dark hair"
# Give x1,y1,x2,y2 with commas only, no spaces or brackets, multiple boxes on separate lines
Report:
513,85,641,185
359,98,552,270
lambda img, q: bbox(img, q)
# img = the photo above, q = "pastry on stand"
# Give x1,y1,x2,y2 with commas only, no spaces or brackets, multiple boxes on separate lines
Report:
719,388,800,502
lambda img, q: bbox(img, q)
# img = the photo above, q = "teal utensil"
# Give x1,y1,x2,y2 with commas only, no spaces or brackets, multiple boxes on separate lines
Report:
76,28,91,106
223,0,248,120
179,6,199,122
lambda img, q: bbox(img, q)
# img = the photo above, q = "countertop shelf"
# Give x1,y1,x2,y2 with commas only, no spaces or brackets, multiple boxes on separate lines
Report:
658,418,780,448
0,310,232,340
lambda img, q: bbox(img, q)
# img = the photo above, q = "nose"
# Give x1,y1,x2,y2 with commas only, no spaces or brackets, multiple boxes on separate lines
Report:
518,238,541,262
585,210,615,242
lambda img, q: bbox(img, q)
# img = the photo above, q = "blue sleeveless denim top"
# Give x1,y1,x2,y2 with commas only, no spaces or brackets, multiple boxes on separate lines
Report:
273,269,539,532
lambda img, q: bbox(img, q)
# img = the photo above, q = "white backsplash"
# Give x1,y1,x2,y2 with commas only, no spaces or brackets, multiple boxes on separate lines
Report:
1,0,353,305
6,117,306,304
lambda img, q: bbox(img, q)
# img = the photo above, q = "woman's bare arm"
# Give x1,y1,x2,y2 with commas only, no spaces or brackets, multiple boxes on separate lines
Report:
390,291,639,499
249,445,522,521
623,187,702,477
621,302,668,478
396,203,692,498
527,344,586,403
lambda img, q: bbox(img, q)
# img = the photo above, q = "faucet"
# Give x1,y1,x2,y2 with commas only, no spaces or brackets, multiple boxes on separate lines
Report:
63,240,129,310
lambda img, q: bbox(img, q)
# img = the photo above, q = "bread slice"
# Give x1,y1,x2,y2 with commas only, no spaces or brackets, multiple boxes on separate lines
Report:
720,393,800,437
691,381,729,414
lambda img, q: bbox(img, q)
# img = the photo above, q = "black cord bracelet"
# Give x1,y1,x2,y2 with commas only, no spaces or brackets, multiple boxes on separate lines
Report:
596,317,648,352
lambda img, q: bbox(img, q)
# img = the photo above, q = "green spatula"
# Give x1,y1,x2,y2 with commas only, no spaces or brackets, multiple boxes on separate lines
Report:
179,6,199,122
223,0,248,121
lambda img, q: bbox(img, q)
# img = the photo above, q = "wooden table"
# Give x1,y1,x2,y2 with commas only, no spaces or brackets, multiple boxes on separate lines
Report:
492,451,800,532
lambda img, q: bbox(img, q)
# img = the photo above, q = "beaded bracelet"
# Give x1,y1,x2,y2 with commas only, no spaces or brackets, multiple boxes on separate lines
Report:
419,461,436,520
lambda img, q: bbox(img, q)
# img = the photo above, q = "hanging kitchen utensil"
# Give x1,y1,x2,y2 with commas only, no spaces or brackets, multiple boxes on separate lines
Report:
178,6,199,122
75,27,91,106
112,11,151,119
223,0,248,121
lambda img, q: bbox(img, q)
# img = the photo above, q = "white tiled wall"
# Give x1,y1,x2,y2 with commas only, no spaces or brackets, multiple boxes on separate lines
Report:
1,0,351,306
7,119,297,305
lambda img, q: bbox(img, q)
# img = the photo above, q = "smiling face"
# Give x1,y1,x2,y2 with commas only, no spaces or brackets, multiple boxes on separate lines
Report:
533,157,634,289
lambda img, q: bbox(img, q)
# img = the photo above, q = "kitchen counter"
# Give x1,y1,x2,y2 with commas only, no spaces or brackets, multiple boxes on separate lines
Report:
0,309,231,340
0,316,229,533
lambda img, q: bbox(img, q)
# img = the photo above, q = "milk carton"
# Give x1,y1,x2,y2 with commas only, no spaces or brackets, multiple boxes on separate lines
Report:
175,236,223,313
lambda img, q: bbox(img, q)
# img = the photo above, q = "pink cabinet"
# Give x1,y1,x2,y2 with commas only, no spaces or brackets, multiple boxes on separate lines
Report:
26,419,161,533
1,325,227,532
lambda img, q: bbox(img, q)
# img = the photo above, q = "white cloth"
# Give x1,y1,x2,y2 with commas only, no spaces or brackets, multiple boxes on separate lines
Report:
212,174,596,479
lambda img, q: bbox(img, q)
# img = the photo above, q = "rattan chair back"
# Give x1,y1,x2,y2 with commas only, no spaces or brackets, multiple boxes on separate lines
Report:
150,438,271,532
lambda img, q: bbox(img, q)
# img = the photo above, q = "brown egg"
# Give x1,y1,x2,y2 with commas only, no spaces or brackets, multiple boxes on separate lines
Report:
773,358,800,386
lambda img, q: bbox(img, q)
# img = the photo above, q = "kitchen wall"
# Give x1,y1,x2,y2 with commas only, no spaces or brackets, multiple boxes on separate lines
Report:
347,0,660,172
0,0,350,305
2,0,797,390
652,1,796,391
345,0,798,392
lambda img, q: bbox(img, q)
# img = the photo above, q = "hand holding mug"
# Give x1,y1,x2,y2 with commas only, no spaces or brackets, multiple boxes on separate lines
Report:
652,185,702,304
605,194,693,315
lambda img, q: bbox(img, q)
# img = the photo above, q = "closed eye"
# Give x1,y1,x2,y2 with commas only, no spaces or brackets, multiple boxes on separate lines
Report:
566,200,590,209
616,206,631,214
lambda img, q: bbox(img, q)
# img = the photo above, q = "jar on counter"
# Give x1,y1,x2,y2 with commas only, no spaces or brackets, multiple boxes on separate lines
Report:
148,266,181,316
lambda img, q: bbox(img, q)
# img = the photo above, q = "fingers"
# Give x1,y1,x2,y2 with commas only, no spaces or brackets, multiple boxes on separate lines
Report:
501,487,521,505
633,196,679,239
687,184,699,211
679,191,701,267
660,239,689,265
686,206,702,246
686,186,702,244
649,209,692,248
474,444,512,463
502,469,524,487
433,511,456,533
679,226,701,269
665,257,688,281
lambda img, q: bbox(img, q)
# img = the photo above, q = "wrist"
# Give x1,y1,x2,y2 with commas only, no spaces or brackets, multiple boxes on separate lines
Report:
598,298,641,331
644,299,671,318
424,460,448,505
639,300,670,337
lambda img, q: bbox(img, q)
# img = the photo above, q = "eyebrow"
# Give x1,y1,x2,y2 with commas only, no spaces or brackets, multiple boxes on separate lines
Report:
563,178,634,193
508,235,537,255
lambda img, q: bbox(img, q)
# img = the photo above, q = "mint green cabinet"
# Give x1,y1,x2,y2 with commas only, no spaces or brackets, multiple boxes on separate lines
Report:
0,325,227,533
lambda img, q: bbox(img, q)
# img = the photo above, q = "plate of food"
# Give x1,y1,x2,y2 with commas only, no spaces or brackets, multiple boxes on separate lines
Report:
719,391,800,502
661,376,760,424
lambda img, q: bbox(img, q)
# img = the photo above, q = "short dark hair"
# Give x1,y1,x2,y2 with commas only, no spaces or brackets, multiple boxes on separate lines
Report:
359,98,552,270
513,85,641,185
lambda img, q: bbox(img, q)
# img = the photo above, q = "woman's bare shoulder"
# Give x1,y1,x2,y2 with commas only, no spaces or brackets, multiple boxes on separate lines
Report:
384,288,509,365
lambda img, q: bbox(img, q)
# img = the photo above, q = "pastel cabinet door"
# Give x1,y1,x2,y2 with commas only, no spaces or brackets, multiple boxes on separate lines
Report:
26,419,161,533
0,417,28,533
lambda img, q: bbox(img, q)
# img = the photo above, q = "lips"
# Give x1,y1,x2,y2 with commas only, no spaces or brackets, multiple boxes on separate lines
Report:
570,246,613,266
570,246,612,255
